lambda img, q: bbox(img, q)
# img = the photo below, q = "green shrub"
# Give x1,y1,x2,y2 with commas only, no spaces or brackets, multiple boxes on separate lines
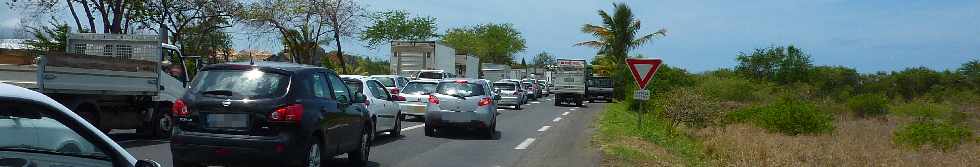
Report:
697,76,769,102
846,94,889,117
893,121,972,151
890,100,963,123
725,99,834,135
662,87,723,128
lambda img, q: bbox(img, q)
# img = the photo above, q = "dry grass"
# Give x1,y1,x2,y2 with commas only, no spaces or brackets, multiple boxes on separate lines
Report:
696,115,979,167
598,137,686,167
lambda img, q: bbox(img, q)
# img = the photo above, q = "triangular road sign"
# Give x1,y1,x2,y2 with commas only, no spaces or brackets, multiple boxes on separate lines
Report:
626,58,663,90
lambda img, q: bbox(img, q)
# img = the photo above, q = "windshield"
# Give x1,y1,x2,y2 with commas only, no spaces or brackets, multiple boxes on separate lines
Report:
190,69,290,99
1,101,112,166
344,80,364,95
371,77,397,87
418,72,444,79
436,82,485,97
493,83,517,91
401,82,438,95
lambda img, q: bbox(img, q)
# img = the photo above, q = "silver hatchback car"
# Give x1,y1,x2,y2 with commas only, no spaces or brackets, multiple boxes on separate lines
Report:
424,79,499,138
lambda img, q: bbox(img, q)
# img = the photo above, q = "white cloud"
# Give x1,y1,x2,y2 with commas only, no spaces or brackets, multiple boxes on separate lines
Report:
0,17,19,29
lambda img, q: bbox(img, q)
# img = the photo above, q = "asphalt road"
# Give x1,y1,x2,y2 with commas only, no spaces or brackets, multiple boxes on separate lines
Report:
111,96,606,167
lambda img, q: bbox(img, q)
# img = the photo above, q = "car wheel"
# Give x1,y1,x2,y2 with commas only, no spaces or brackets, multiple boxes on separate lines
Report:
348,127,371,166
391,112,402,137
152,106,173,138
554,99,560,106
424,126,435,137
173,159,203,167
577,100,584,107
304,140,322,167
589,99,595,103
514,104,522,110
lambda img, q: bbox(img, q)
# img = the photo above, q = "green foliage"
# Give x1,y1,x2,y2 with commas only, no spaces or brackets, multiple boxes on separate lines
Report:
890,100,964,123
892,67,943,100
810,66,859,99
734,45,813,84
726,99,834,135
440,23,526,64
598,102,711,166
24,21,70,52
531,51,556,69
845,94,889,118
360,10,439,48
696,75,768,102
662,87,723,128
957,59,980,92
179,22,233,64
893,121,972,151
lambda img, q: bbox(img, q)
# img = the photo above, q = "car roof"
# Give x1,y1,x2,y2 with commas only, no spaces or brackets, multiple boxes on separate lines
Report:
0,83,137,163
340,75,366,79
369,75,401,78
205,61,328,72
441,78,483,83
409,79,440,83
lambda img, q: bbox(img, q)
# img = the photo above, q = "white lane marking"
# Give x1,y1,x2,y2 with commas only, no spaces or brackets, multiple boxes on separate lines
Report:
552,117,562,122
531,101,541,104
514,138,536,150
569,108,577,111
537,126,551,132
497,109,505,111
562,112,569,116
401,124,425,131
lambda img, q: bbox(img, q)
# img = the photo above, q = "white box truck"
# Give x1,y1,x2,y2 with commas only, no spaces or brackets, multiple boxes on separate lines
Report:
0,33,193,137
455,54,479,78
481,63,511,81
390,41,456,77
553,59,588,106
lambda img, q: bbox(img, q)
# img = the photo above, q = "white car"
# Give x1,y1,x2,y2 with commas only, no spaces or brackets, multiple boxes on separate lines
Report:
341,76,404,138
397,79,440,118
0,83,161,167
369,75,411,95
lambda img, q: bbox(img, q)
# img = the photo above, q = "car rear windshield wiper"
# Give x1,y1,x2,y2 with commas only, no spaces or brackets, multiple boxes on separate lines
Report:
0,145,110,160
200,90,235,97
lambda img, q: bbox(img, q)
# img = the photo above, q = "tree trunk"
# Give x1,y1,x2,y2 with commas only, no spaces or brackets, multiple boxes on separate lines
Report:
80,0,97,33
66,0,84,32
109,0,125,33
333,29,346,74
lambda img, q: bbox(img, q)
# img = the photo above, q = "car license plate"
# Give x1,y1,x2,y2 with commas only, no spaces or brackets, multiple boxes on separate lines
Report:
207,114,248,128
443,112,471,122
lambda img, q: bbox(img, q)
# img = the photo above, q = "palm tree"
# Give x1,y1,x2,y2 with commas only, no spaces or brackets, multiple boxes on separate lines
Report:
575,2,666,99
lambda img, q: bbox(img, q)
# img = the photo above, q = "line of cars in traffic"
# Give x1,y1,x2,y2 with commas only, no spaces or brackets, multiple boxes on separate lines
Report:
0,61,557,167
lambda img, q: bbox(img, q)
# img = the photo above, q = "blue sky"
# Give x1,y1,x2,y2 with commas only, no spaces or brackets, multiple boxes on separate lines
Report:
3,0,978,73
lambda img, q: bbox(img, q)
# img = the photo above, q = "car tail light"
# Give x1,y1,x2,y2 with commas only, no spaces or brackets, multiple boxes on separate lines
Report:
271,104,304,123
428,95,440,104
479,97,491,106
390,88,400,95
455,80,468,83
172,99,189,117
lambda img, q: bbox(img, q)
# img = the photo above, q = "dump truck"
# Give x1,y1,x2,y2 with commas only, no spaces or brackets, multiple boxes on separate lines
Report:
0,33,194,137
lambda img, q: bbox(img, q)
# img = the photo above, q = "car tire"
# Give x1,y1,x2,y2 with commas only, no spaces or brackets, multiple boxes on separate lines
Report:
302,138,323,167
348,127,371,166
554,99,560,106
514,104,521,110
173,159,203,167
577,100,584,107
424,126,435,137
151,105,173,138
391,112,402,137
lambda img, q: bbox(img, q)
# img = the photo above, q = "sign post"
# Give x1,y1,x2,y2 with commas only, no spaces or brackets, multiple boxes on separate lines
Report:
626,58,663,129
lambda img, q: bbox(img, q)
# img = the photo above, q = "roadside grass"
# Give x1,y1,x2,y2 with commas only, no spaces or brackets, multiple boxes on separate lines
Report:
595,101,711,167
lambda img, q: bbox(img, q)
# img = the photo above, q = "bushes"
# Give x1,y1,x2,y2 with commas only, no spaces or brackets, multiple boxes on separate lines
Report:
726,99,834,135
662,87,723,128
846,94,889,117
890,100,962,122
893,121,972,151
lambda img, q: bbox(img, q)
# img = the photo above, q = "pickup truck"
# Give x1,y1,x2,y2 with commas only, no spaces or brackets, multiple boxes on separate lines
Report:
587,76,613,102
0,33,194,137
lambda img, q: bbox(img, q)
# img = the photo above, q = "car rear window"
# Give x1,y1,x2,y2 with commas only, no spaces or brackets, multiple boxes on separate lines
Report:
436,82,485,97
418,72,443,79
344,79,363,95
371,77,396,87
493,83,516,91
401,82,437,95
190,69,289,99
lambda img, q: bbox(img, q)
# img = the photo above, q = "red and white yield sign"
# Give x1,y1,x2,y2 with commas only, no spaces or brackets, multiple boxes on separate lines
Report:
626,58,664,90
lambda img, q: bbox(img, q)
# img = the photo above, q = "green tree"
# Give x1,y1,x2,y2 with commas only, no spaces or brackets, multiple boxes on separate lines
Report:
178,23,233,64
734,45,813,84
13,0,149,34
23,21,70,52
532,51,556,69
959,59,980,91
893,67,942,100
239,0,339,65
440,23,527,64
575,2,666,100
360,10,438,48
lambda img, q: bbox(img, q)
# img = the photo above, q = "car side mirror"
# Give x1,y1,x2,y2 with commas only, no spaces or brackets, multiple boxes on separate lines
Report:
135,160,161,167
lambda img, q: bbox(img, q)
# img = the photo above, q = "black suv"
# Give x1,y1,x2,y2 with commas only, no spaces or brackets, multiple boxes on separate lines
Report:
170,62,372,167
587,76,613,103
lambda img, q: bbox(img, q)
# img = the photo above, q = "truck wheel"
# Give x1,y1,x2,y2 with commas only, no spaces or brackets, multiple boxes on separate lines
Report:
152,105,173,138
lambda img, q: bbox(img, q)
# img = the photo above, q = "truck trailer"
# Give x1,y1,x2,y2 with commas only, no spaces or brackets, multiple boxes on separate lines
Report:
390,41,456,77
